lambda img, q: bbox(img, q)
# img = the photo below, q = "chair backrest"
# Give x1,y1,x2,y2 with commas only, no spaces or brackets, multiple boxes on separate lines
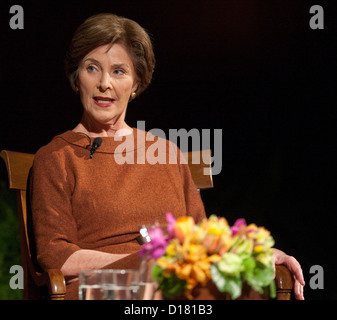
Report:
0,150,36,299
1,150,68,300
182,149,213,190
1,150,34,238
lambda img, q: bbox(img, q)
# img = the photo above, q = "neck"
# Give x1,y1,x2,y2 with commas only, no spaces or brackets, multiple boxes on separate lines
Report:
72,114,132,138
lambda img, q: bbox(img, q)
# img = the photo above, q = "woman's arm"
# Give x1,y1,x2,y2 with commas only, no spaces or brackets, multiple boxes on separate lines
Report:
60,250,129,277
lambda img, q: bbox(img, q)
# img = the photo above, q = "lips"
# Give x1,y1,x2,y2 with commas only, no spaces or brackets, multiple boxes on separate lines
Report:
93,96,115,108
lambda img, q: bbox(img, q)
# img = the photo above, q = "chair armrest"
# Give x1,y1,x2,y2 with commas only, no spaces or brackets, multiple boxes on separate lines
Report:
275,264,293,300
44,269,67,300
31,268,66,300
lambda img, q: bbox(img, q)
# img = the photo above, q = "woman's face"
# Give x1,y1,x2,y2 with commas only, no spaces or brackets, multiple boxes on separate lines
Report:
77,43,138,129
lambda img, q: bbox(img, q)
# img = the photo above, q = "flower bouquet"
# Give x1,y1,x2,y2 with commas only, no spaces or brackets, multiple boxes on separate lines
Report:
139,213,276,300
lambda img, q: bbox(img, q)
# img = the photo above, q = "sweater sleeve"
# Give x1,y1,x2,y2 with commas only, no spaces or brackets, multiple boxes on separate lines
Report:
170,142,207,223
30,146,81,271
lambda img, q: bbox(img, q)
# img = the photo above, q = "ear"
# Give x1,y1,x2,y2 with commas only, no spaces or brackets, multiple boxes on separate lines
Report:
132,79,140,94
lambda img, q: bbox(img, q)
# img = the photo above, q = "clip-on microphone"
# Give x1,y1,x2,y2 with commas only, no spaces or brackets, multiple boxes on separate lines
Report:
89,137,102,159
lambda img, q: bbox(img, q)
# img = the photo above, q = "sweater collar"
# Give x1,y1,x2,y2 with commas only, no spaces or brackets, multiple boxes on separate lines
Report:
53,128,153,154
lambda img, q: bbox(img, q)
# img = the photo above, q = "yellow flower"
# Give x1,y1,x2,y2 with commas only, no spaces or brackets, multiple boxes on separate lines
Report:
166,239,181,257
231,236,253,255
198,215,232,255
179,263,193,278
200,215,230,234
157,257,175,270
192,261,209,284
247,224,270,241
253,245,264,253
182,243,207,262
255,249,273,266
256,227,271,242
174,254,221,296
158,241,222,298
174,216,196,243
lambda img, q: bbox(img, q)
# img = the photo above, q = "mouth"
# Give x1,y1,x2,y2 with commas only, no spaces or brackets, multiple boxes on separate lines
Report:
93,96,115,108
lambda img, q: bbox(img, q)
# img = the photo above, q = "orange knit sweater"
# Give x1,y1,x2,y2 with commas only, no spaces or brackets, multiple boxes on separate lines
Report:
30,128,206,274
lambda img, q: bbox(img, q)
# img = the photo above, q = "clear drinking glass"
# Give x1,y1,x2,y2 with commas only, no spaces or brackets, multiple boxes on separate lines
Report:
101,269,140,300
138,258,160,300
78,269,105,300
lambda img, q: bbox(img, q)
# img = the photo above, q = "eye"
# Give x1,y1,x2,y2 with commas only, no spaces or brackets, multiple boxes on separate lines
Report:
87,65,98,73
113,69,126,76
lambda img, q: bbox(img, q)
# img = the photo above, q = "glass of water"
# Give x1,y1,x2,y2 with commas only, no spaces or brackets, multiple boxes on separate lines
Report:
138,258,161,300
78,269,105,300
101,269,140,300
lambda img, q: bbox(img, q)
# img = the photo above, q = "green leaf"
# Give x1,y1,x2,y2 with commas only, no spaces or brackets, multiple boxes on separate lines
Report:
242,256,256,273
211,264,242,299
152,265,187,298
224,277,242,300
210,264,226,290
160,273,187,298
244,263,275,294
151,264,164,282
269,280,276,299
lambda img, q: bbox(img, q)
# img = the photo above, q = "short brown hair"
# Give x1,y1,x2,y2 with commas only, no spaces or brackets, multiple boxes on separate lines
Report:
64,13,155,97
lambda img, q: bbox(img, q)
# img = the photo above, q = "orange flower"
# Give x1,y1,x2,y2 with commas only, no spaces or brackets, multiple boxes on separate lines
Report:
157,237,221,298
151,214,275,300
198,215,232,255
174,216,196,243
175,253,221,297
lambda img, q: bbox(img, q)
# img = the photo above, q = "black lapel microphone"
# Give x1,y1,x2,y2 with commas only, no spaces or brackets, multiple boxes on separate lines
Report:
89,137,102,159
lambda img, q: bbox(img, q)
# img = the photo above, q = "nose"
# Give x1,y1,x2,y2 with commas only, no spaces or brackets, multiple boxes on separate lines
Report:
99,72,113,92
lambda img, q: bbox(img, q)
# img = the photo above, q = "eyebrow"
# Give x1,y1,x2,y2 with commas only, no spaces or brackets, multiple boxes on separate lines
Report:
112,63,131,70
83,58,101,67
83,58,130,70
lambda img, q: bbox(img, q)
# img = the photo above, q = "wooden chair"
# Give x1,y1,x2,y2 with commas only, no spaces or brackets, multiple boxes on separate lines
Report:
1,149,293,300
0,150,66,300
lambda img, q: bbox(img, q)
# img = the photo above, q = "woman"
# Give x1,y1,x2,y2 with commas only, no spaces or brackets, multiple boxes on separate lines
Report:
30,13,304,299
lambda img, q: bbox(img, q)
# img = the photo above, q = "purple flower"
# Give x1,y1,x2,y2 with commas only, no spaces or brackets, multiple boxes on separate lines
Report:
166,212,176,236
139,227,169,259
230,218,247,236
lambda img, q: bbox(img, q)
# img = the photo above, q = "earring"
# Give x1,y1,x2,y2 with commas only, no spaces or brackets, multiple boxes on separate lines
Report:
75,87,79,94
130,92,136,100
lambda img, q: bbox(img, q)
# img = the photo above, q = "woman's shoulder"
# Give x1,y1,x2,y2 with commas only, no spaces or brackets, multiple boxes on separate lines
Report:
34,130,80,161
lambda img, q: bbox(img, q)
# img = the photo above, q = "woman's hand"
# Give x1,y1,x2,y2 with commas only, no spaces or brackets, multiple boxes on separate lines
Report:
272,248,305,300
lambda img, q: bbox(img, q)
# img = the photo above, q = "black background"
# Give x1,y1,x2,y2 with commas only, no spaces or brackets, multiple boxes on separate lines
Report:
0,0,336,299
